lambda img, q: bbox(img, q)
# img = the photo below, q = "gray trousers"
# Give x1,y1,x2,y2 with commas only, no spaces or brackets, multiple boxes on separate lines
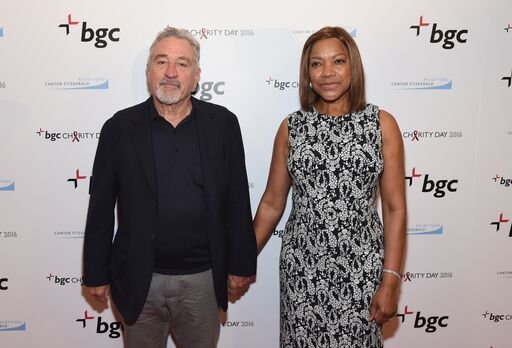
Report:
123,269,220,348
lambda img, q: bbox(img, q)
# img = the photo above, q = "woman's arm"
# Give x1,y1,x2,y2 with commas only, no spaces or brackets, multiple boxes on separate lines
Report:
253,118,292,254
369,109,407,325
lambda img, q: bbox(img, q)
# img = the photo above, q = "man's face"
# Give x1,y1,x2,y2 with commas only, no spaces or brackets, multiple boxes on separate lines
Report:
147,37,200,105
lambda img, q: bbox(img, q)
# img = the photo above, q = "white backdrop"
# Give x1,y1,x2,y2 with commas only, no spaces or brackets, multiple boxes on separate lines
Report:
1,0,511,347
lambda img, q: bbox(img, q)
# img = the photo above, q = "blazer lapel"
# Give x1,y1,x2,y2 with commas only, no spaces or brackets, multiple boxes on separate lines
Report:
130,98,157,200
193,98,218,202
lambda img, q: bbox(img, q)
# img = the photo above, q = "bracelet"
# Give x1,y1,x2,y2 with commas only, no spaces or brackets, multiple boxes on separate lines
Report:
383,268,402,280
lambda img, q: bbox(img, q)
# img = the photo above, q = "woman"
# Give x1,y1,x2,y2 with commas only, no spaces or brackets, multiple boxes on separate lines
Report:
253,27,406,347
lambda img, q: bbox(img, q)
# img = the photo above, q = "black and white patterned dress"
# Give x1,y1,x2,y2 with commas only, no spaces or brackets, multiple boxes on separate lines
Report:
280,104,384,347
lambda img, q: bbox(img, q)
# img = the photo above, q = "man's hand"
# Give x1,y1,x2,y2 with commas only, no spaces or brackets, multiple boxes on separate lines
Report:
86,285,110,303
227,275,255,303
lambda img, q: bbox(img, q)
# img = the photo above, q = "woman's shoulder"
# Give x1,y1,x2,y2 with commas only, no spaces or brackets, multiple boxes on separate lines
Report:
285,109,304,126
377,108,397,126
287,108,307,118
376,108,402,140
361,102,380,117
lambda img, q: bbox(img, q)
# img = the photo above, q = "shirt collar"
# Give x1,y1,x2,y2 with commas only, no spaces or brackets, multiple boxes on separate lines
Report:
150,98,195,125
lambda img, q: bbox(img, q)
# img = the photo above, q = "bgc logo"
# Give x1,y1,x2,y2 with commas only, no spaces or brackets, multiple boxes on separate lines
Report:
36,128,100,143
0,277,8,290
492,174,512,187
396,305,449,333
502,70,512,88
67,169,89,189
265,76,298,91
273,229,284,238
482,311,512,323
194,81,225,101
489,212,512,237
405,167,458,198
58,14,120,48
47,273,83,286
76,310,123,338
410,16,468,49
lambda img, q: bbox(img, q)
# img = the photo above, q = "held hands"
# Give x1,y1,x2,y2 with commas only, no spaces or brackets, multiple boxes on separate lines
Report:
86,285,110,303
368,275,400,326
228,274,256,303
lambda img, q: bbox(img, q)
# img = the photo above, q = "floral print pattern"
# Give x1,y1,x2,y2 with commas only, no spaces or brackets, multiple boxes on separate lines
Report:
281,104,384,348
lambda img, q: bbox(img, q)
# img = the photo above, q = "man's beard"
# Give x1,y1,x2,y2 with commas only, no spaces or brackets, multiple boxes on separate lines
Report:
155,78,182,105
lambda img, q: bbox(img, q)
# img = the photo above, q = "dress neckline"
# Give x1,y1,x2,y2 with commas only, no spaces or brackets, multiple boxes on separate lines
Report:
312,106,354,121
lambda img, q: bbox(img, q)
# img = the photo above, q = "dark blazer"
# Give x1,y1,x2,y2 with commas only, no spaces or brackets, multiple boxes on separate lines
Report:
83,97,256,324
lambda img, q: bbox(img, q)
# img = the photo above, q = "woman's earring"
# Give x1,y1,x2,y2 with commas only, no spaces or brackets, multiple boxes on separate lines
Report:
309,82,312,89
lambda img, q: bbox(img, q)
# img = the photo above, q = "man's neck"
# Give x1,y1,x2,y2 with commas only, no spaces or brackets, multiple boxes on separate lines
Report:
153,96,193,127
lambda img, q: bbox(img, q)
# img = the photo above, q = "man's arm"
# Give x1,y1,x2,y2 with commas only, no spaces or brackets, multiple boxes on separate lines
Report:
224,112,257,284
83,118,118,290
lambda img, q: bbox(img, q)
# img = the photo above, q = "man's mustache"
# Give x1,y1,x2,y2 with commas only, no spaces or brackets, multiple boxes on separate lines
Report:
159,78,180,88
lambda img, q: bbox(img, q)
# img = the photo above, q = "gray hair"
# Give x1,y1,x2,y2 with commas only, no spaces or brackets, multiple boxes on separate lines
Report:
147,26,201,69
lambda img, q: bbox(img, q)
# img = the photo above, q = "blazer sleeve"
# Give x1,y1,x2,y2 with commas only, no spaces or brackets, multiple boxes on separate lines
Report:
225,112,257,277
82,117,118,286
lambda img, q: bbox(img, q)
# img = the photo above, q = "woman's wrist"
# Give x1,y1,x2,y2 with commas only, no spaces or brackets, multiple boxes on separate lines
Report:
383,268,402,280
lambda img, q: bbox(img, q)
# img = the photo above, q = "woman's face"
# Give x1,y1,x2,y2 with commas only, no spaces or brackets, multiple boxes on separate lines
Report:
308,38,351,107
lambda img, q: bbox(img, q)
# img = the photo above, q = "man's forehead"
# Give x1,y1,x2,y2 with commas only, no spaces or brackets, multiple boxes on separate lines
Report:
152,53,193,61
155,37,193,51
151,38,195,59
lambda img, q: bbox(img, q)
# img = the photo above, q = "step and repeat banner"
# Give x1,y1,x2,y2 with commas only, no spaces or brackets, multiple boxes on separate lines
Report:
1,0,511,347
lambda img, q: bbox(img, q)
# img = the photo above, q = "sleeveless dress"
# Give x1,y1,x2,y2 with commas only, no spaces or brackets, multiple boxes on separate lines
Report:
280,103,384,348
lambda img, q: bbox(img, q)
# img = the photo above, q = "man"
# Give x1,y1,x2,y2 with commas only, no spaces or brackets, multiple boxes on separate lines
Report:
83,26,257,348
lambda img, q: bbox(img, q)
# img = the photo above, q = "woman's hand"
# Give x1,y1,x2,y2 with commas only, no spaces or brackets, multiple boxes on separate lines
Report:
368,274,400,326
